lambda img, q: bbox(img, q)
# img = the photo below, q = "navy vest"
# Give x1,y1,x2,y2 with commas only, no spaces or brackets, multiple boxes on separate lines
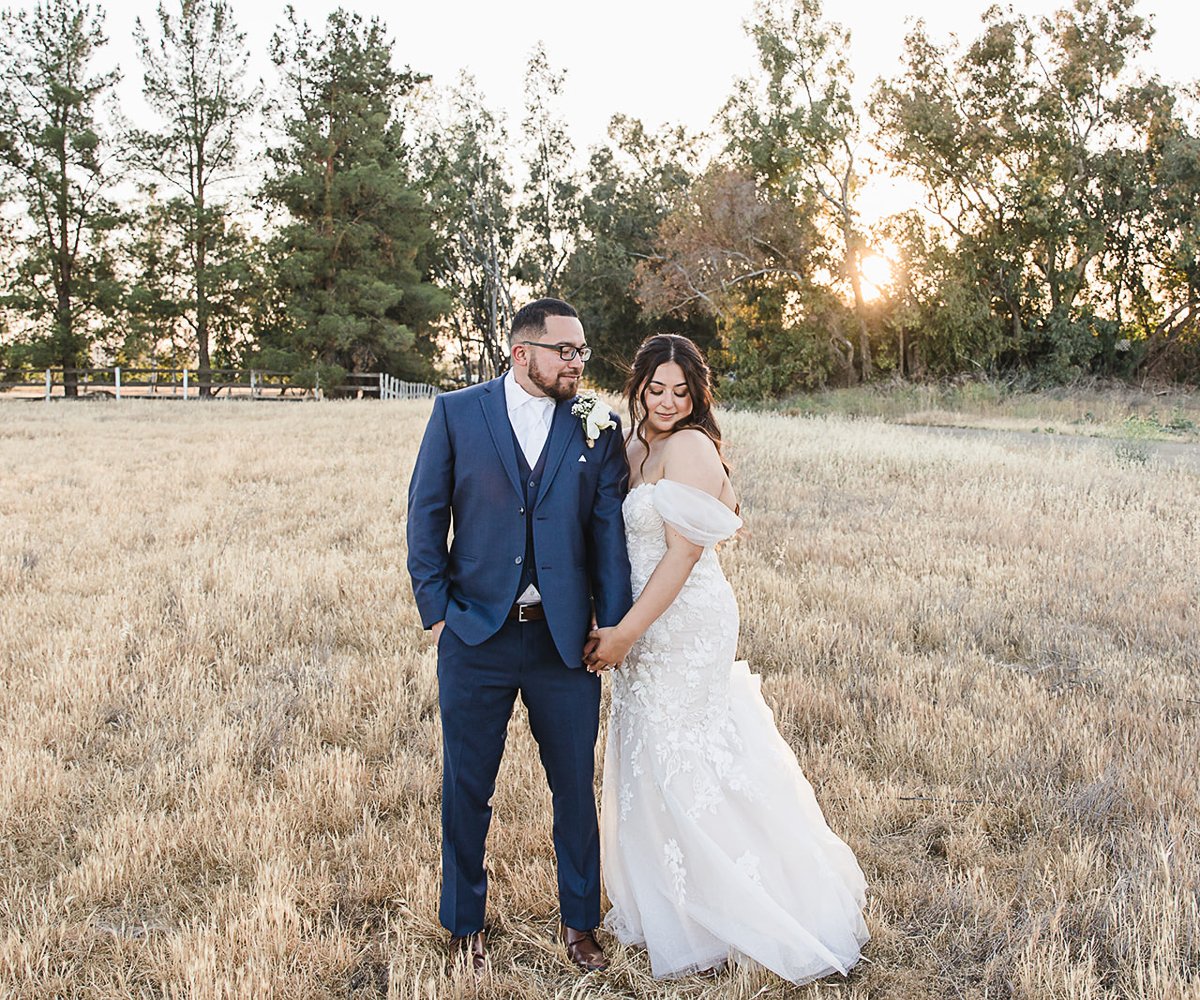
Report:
511,421,549,604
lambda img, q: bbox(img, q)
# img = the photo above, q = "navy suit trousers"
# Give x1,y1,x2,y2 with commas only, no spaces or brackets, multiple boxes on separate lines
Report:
437,619,602,936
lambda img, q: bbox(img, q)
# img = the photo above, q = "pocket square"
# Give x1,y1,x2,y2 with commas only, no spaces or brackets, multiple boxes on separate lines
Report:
578,455,587,463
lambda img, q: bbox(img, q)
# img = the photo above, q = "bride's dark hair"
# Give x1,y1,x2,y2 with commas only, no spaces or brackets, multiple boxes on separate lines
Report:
624,334,729,480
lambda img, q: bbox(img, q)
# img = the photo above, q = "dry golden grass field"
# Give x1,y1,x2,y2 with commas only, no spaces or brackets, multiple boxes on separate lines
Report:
1,399,1198,1000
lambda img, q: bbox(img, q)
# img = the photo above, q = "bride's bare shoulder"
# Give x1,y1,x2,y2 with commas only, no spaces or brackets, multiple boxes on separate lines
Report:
663,428,720,460
662,429,727,495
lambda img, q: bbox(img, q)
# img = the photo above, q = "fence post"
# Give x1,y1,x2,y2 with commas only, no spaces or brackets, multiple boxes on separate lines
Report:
44,369,52,401
183,368,189,399
378,371,385,399
115,366,121,399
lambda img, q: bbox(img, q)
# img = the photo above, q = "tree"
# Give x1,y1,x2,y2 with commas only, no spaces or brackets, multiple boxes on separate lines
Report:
0,0,123,395
633,164,840,396
130,0,258,395
561,115,717,391
1132,88,1200,378
262,7,447,385
872,209,1005,377
724,0,874,381
121,187,266,372
873,0,1161,379
517,43,581,298
417,73,517,383
0,192,17,371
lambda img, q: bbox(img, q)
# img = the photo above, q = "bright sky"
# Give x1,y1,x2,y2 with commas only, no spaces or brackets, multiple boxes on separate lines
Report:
14,0,1200,225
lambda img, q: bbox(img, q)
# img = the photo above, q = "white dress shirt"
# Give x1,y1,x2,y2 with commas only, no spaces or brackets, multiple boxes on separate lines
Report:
504,370,555,603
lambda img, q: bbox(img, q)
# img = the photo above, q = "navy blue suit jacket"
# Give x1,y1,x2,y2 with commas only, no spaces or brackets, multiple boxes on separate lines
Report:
406,377,633,667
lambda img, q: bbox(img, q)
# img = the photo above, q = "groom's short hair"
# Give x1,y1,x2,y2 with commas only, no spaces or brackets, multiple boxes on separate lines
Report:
510,298,578,346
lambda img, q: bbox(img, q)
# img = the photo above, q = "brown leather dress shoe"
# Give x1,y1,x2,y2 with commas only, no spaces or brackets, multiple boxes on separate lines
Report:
449,930,486,979
560,923,609,972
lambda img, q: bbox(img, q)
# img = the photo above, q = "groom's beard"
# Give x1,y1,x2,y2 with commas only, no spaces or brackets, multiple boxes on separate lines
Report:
528,354,581,402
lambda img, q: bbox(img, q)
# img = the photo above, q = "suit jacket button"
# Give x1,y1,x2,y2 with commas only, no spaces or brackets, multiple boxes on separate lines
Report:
515,556,523,564
519,507,525,515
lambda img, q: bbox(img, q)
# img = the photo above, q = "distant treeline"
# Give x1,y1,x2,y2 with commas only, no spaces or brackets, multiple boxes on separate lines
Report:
0,0,1196,398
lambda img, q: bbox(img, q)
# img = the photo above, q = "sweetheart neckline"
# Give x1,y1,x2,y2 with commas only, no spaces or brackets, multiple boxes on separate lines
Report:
625,478,739,517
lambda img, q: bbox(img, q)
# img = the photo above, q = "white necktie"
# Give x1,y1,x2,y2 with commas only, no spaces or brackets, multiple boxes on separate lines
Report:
515,398,552,605
519,400,553,467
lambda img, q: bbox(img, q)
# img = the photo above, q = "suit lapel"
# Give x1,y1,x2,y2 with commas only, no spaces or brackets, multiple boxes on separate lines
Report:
535,398,579,507
480,377,524,501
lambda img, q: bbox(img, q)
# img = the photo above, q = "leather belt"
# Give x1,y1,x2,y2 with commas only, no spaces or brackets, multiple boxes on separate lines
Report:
507,602,545,623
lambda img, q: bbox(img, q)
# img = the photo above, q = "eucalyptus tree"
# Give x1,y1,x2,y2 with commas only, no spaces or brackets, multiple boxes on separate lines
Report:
130,0,258,395
634,162,841,396
873,0,1160,378
723,0,873,381
562,114,717,391
417,74,518,383
0,0,123,394
262,8,447,385
517,43,582,298
1134,88,1200,378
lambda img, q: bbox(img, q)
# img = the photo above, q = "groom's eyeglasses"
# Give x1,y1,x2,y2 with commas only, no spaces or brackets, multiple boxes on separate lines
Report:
521,341,593,362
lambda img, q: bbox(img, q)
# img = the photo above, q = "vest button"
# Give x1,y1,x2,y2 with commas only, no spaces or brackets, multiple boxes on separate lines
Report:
515,556,523,565
519,506,525,515
528,480,536,489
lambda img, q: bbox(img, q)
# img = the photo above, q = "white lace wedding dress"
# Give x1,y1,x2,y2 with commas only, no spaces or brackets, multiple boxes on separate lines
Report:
601,479,869,983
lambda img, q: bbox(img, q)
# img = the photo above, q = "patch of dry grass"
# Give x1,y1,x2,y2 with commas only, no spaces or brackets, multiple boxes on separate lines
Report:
776,381,1200,442
1,400,1197,999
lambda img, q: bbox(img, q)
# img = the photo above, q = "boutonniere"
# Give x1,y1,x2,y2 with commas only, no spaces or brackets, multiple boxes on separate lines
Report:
571,391,617,448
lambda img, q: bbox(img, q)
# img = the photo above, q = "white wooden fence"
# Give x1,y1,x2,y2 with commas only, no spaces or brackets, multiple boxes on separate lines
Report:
0,367,440,402
378,374,440,400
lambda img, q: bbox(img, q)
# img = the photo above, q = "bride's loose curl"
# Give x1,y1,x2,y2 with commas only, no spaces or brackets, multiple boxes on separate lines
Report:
624,334,730,482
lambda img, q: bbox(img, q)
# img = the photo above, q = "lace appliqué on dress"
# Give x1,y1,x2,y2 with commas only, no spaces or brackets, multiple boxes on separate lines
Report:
601,480,870,985
608,484,758,815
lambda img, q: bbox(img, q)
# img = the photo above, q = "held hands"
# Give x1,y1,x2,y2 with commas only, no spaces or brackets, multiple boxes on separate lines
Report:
585,625,636,673
583,634,602,673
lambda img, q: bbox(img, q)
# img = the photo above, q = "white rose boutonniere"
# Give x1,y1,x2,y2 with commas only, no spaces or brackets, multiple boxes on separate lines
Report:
571,391,617,448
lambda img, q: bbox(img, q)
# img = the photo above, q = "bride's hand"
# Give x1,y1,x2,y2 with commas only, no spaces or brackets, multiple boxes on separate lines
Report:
587,625,635,669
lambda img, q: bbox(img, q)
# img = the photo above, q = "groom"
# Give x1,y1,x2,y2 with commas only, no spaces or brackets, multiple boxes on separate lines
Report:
406,298,633,975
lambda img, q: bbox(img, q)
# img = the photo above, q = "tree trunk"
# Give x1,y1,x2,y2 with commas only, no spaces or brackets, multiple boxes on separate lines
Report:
196,176,212,398
828,329,855,385
845,237,871,382
56,111,77,399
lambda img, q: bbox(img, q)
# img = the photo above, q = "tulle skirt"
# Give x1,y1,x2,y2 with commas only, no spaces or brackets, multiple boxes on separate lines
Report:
601,660,869,983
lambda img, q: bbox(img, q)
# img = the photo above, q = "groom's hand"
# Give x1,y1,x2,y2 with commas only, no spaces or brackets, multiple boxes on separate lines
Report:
583,636,603,673
587,626,634,670
431,620,446,645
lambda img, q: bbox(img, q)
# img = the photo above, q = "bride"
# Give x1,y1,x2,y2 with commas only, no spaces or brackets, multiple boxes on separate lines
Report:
585,334,869,983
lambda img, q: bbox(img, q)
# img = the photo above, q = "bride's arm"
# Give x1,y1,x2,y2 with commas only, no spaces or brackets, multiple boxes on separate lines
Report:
587,431,726,667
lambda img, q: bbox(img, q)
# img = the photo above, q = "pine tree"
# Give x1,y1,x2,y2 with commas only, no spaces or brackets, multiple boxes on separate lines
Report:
130,0,258,395
0,0,123,395
262,8,446,386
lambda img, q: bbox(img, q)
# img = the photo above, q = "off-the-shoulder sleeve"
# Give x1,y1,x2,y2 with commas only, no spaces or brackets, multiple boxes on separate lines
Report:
652,478,742,547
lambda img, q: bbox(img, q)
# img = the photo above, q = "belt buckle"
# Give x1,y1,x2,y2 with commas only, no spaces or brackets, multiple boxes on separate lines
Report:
518,604,536,622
